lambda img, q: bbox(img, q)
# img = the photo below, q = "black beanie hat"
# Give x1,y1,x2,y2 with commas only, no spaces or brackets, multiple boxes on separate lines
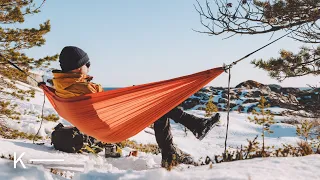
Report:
59,46,90,72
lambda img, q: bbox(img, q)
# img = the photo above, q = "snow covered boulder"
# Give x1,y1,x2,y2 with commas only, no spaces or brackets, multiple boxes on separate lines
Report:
252,90,263,97
218,98,228,103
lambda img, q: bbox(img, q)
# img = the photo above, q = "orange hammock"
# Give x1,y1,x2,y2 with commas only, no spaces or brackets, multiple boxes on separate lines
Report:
40,67,224,143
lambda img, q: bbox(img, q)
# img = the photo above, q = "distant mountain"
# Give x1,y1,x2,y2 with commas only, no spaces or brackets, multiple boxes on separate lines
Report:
180,80,319,117
103,87,119,91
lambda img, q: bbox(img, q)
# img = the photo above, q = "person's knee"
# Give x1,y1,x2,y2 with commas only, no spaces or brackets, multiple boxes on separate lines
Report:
154,116,169,129
169,107,183,114
166,107,184,122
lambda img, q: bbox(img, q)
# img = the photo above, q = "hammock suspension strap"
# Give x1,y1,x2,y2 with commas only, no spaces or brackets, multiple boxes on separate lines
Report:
224,67,231,156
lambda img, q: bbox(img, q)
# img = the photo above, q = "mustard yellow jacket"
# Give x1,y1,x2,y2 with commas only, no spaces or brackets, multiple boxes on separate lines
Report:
52,70,103,98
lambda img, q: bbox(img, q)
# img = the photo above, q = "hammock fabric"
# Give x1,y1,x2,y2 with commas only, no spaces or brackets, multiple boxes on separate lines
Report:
40,67,224,143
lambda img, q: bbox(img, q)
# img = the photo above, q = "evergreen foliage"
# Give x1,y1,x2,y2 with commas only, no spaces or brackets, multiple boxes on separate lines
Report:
205,95,218,117
0,1,58,120
248,96,275,155
195,0,320,81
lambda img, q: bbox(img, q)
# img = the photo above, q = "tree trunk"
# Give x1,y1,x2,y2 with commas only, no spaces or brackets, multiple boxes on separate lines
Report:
262,124,265,156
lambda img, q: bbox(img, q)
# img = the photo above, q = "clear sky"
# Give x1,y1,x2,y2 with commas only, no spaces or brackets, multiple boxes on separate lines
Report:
23,0,319,87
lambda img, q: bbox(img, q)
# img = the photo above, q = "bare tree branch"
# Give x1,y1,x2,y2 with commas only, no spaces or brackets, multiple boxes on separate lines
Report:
194,0,320,41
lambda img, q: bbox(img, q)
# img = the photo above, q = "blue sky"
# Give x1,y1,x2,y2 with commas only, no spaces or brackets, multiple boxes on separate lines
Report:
23,0,319,87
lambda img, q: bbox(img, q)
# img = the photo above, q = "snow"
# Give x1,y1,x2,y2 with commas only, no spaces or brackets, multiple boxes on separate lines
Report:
213,94,221,103
0,158,65,180
235,98,245,105
0,81,319,179
265,107,290,115
1,143,319,180
74,155,320,180
191,104,205,110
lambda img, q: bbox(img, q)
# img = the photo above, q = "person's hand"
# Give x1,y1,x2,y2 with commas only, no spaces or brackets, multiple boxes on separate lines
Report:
86,75,93,82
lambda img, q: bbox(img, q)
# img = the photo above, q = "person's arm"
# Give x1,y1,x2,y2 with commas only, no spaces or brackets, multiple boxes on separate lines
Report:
83,75,103,93
64,82,103,95
87,82,103,93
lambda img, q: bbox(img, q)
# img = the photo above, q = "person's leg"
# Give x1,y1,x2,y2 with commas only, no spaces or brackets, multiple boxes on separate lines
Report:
154,115,177,167
154,115,173,156
165,107,220,140
154,114,194,168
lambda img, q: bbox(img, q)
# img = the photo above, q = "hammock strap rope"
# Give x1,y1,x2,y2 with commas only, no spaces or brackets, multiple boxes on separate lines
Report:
224,31,293,70
224,67,231,156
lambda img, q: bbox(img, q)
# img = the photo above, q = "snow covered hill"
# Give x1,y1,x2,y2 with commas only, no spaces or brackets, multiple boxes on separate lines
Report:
1,148,319,180
181,80,319,117
0,80,319,179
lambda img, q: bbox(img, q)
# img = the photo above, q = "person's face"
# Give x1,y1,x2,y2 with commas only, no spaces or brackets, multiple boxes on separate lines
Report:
71,62,90,75
79,65,89,75
81,62,90,75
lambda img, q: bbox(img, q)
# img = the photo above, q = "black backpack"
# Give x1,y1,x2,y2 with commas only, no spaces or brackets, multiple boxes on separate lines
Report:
51,123,84,153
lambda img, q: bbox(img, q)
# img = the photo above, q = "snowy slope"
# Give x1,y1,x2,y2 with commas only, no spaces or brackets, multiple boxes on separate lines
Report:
0,81,319,179
1,147,319,180
74,155,320,180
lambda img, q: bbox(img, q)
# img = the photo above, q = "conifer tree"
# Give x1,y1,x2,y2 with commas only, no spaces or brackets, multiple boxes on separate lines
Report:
251,47,320,82
0,1,58,120
205,95,218,117
296,119,320,153
296,120,313,142
248,96,275,156
195,0,320,81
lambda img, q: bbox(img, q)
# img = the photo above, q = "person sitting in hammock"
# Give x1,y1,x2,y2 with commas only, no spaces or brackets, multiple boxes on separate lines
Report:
52,46,221,168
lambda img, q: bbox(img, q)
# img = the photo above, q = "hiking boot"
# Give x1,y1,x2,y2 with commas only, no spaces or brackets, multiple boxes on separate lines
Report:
170,109,220,140
196,113,221,140
161,144,196,169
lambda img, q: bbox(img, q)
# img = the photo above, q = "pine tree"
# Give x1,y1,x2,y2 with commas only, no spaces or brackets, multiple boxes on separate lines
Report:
248,96,275,156
195,0,320,81
296,120,313,142
0,1,58,120
296,119,320,153
295,120,316,154
205,95,218,117
251,47,320,82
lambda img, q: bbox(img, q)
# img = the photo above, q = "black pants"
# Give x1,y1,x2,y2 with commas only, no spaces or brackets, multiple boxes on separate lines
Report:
153,107,188,156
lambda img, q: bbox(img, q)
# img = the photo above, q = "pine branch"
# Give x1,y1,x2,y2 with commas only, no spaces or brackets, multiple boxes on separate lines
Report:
0,0,57,120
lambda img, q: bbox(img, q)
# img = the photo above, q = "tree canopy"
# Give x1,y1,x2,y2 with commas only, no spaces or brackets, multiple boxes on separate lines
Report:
195,0,320,81
0,0,58,119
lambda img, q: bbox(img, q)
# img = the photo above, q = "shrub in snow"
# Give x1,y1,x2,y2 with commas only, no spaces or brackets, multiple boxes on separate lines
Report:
297,141,313,155
296,119,320,154
116,139,160,154
0,124,42,141
248,96,275,156
205,96,218,117
296,120,313,142
42,113,60,122
0,101,21,120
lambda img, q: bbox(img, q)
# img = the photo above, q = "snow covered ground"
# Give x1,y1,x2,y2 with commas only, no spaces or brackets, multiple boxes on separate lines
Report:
1,154,319,180
0,81,319,179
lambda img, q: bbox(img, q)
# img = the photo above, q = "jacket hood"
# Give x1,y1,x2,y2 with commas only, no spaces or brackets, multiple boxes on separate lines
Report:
52,70,88,90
